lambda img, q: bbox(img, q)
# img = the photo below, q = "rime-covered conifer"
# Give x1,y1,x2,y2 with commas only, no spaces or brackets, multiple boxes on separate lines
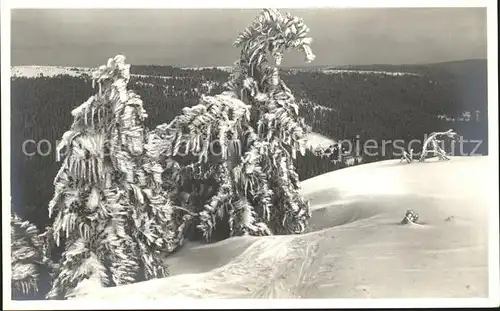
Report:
45,56,183,299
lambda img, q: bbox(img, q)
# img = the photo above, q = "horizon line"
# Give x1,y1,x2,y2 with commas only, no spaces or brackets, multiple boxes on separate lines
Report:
10,57,488,69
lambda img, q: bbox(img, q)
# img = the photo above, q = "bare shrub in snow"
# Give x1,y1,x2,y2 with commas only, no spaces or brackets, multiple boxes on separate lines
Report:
419,129,458,162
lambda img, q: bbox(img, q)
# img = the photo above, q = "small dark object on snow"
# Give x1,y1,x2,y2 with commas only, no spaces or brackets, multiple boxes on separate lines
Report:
401,209,419,224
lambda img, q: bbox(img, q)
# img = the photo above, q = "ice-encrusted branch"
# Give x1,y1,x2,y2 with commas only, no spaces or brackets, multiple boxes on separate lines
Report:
419,129,458,162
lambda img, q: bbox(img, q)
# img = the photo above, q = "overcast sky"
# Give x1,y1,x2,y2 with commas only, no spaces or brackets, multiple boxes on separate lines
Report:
11,8,487,67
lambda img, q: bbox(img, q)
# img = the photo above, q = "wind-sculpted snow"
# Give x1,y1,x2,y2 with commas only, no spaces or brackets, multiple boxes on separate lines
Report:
72,156,489,299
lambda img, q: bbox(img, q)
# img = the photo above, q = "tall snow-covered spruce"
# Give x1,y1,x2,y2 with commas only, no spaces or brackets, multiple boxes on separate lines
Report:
148,8,315,240
45,56,185,299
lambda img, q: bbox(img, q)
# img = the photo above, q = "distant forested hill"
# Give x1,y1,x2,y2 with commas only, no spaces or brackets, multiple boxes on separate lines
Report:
10,59,488,229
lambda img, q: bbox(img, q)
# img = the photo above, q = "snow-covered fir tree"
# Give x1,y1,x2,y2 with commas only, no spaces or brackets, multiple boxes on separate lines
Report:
419,129,458,162
45,56,187,299
147,8,315,240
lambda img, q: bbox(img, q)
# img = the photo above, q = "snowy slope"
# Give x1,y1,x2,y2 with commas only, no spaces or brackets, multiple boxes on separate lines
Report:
72,156,491,299
305,132,335,149
181,66,234,72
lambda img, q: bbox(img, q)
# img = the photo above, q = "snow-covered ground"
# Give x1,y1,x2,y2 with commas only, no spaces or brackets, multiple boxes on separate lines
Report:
71,156,491,299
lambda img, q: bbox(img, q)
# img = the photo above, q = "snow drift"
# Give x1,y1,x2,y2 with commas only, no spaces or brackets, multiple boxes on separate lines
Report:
70,156,489,299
